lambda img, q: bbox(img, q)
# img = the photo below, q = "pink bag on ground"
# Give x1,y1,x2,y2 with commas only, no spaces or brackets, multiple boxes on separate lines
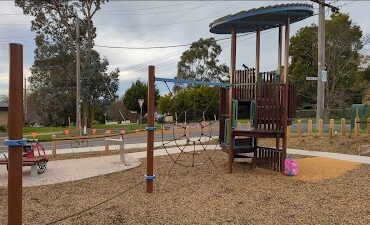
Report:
285,158,298,176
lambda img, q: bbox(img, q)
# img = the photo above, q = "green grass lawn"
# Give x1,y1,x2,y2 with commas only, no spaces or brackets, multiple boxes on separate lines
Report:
22,123,160,142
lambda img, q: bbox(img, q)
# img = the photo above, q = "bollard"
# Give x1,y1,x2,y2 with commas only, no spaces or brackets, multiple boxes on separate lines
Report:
297,120,302,137
237,122,241,129
51,134,57,157
329,119,335,138
319,119,324,137
185,125,190,140
307,119,312,137
105,138,109,153
341,118,346,136
246,122,251,129
354,117,360,138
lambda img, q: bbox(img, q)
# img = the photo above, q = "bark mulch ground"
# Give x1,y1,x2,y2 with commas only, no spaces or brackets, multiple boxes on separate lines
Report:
1,150,369,225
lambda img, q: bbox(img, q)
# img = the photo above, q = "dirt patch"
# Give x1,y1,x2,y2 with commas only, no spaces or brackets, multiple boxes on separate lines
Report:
294,157,361,182
1,151,370,225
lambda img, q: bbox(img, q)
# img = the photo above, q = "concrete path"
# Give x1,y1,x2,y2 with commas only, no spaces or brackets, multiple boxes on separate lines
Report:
0,155,141,187
287,148,370,164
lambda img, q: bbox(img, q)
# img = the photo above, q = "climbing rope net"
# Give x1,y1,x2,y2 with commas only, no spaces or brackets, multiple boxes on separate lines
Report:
157,109,220,167
155,81,222,168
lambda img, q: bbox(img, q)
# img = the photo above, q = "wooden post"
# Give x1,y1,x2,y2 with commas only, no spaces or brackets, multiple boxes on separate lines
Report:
329,119,335,137
185,125,190,140
105,138,109,153
8,43,23,225
354,117,360,138
281,18,290,172
341,118,346,136
319,119,324,137
146,66,155,193
277,26,282,75
228,26,237,174
51,134,57,157
307,119,313,137
297,119,302,137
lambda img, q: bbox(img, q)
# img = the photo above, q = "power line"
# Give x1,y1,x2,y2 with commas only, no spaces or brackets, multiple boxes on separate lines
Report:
95,17,212,28
95,43,191,50
99,2,196,12
121,31,267,77
100,2,208,16
0,13,22,16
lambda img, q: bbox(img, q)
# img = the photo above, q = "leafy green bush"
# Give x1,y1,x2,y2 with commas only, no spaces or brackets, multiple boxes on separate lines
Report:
91,120,100,125
0,124,6,132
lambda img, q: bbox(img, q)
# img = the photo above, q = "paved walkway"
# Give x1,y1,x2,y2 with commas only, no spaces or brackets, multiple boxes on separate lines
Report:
0,155,141,187
287,148,370,164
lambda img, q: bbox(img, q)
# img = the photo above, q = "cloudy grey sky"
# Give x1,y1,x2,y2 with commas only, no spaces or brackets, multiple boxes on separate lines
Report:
0,0,369,96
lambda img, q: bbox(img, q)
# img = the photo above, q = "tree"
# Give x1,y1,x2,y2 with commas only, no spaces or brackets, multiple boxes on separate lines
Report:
157,94,172,115
174,37,229,91
16,0,119,126
157,86,219,122
122,80,160,113
290,13,367,116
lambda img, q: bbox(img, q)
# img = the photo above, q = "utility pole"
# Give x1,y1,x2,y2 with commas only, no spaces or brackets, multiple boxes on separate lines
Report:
311,0,339,128
76,17,81,140
316,0,325,129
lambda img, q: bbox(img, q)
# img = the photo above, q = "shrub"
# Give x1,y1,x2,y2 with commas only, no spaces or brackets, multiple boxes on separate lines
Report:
0,124,6,132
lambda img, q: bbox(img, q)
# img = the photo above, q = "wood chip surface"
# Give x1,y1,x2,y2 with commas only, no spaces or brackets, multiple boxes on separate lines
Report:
1,150,369,225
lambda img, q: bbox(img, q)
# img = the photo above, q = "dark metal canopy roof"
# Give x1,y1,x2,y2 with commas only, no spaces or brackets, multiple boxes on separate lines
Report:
209,3,314,34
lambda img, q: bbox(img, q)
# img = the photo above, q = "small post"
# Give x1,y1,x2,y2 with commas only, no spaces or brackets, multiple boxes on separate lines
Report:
354,117,360,138
51,134,57,157
237,122,241,129
329,119,334,138
147,65,155,193
105,138,109,153
341,118,346,136
185,125,191,141
246,122,251,129
297,119,302,137
287,125,291,138
307,119,313,136
319,119,324,137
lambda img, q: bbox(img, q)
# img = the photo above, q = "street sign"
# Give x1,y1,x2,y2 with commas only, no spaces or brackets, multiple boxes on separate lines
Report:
138,99,144,108
306,77,318,81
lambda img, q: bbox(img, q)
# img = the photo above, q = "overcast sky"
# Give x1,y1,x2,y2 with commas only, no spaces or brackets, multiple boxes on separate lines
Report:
0,0,369,97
